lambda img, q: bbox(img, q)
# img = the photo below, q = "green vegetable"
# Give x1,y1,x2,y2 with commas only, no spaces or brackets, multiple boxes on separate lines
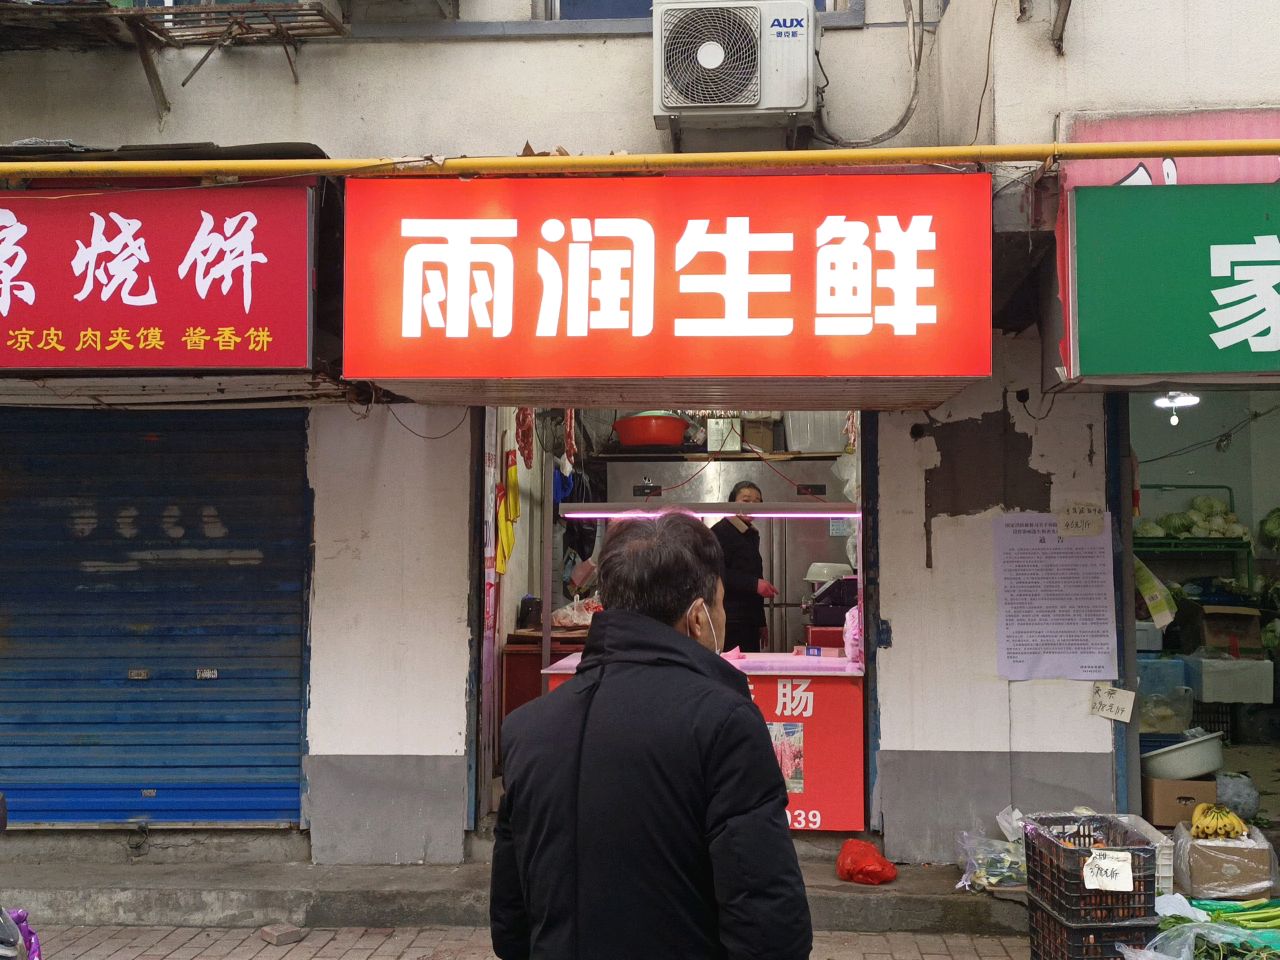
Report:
1137,520,1168,538
1189,509,1208,524
1162,512,1197,535
1193,495,1230,517
1261,508,1280,551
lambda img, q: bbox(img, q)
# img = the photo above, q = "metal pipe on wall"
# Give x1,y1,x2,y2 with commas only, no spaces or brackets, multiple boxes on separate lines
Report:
9,138,1280,179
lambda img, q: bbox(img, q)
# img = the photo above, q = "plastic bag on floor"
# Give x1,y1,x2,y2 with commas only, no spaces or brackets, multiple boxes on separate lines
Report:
7,910,41,960
836,839,897,885
1117,922,1280,960
955,832,1026,892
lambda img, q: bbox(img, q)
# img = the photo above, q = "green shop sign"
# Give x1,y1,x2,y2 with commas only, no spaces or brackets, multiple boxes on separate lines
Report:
1073,183,1280,376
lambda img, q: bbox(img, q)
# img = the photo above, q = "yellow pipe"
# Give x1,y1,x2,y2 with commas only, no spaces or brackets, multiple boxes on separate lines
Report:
3,138,1280,179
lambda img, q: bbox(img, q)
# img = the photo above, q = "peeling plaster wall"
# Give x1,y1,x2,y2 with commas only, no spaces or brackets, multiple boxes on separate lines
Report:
876,331,1116,863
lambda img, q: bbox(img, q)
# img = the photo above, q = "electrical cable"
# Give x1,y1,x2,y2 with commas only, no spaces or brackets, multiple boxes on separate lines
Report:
969,0,1000,146
387,404,470,441
1020,392,1058,422
813,0,924,149
1139,403,1280,465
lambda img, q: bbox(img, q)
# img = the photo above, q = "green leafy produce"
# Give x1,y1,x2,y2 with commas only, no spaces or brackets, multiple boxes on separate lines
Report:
1261,509,1280,551
1208,515,1229,533
1138,520,1168,538
1189,509,1208,524
1192,523,1213,538
1192,495,1230,517
1162,512,1197,535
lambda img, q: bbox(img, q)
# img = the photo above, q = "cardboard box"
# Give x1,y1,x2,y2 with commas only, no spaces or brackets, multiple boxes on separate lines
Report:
1174,823,1278,900
1200,606,1264,658
1143,776,1217,828
1181,655,1274,704
741,420,775,453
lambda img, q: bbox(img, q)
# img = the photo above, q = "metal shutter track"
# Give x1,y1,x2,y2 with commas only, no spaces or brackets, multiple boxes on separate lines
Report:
0,409,309,825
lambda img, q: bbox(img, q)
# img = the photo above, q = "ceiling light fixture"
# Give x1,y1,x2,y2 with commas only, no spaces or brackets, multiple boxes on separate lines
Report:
1153,391,1200,426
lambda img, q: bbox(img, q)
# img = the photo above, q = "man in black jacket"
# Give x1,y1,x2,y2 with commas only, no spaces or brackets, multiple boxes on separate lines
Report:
491,509,812,960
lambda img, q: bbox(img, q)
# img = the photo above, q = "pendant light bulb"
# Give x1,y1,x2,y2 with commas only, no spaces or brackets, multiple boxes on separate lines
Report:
1170,412,1179,426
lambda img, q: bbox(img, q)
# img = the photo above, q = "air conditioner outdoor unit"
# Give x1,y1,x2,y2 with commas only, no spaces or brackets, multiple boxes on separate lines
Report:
653,0,819,132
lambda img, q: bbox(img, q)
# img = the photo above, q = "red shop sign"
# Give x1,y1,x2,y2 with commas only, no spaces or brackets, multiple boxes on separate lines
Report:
549,667,865,832
0,186,313,370
343,174,992,380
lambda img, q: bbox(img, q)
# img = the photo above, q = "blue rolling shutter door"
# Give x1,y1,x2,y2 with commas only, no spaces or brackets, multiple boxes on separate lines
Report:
0,409,310,825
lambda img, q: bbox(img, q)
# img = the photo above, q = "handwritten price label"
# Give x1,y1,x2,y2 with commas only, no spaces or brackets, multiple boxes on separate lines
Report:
1057,502,1105,538
1090,683,1136,723
1083,849,1134,892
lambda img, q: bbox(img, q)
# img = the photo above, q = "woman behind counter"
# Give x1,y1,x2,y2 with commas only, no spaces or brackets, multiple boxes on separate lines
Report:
711,481,780,653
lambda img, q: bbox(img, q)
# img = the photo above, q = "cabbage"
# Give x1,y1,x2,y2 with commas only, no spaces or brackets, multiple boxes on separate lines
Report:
1191,495,1229,517
1187,509,1206,524
1260,508,1280,550
1136,520,1166,538
1160,512,1196,535
1226,513,1239,524
1191,523,1212,538
1224,522,1248,539
1207,515,1228,532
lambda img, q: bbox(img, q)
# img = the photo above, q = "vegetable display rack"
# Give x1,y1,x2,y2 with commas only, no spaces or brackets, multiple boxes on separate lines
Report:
1023,815,1158,927
1028,899,1155,960
1134,483,1253,583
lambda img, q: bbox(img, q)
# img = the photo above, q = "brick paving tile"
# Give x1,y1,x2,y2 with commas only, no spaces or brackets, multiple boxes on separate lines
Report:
218,939,268,960
278,930,336,960
28,927,1047,960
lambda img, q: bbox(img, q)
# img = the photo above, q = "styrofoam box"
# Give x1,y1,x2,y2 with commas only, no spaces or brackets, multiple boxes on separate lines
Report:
1136,621,1164,652
1181,656,1274,704
1138,657,1189,699
1115,814,1174,897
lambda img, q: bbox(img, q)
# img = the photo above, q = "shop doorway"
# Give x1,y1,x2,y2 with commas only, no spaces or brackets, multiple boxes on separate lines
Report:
478,407,876,835
1128,389,1280,826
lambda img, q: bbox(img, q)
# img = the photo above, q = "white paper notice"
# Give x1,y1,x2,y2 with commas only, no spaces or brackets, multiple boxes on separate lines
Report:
995,513,1119,681
1090,683,1136,723
1083,850,1134,892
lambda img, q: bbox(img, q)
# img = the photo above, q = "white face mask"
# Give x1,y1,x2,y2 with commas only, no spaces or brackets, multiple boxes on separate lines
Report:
688,598,721,654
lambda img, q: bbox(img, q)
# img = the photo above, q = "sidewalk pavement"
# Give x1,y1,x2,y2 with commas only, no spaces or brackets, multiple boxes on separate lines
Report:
36,925,1034,960
1,862,1027,935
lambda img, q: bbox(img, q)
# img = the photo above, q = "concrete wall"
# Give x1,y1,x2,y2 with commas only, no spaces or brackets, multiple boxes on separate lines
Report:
304,405,474,864
876,331,1115,863
990,0,1280,144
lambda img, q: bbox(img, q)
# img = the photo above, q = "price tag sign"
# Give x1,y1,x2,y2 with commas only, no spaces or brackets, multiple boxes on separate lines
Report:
1090,683,1136,723
1058,502,1105,538
1083,849,1134,892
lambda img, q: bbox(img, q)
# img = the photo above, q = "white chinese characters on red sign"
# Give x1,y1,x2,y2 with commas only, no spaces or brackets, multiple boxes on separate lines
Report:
2,207,265,317
399,214,938,342
0,186,311,370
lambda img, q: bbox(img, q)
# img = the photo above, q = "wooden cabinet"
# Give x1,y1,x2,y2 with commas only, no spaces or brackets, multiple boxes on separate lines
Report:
501,635,586,721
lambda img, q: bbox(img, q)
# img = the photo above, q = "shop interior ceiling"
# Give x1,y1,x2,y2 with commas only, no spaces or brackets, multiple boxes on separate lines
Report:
375,377,984,411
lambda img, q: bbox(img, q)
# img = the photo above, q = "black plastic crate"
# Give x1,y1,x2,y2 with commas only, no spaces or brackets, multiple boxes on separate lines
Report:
1029,898,1156,960
1023,815,1157,926
1192,701,1234,739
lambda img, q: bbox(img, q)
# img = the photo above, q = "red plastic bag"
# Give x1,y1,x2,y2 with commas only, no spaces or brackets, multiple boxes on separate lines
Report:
836,839,898,885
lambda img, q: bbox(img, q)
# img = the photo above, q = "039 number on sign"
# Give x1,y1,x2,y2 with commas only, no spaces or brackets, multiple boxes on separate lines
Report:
788,809,822,830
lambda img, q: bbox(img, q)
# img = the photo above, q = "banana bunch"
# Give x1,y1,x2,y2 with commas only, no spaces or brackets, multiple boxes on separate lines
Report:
1190,802,1248,839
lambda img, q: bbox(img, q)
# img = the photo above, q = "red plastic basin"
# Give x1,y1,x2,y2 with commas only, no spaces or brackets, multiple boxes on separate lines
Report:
614,414,687,447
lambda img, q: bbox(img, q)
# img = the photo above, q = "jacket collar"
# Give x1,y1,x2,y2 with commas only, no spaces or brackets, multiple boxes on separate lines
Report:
578,609,751,697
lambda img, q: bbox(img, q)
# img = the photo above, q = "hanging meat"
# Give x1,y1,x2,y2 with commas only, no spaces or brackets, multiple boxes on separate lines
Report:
564,408,578,465
516,407,535,469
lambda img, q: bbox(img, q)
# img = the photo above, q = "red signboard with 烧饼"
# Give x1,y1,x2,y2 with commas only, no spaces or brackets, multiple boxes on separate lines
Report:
343,174,991,380
0,186,312,370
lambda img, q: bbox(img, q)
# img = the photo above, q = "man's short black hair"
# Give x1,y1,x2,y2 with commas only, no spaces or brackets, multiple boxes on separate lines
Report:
598,509,723,627
728,480,763,503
